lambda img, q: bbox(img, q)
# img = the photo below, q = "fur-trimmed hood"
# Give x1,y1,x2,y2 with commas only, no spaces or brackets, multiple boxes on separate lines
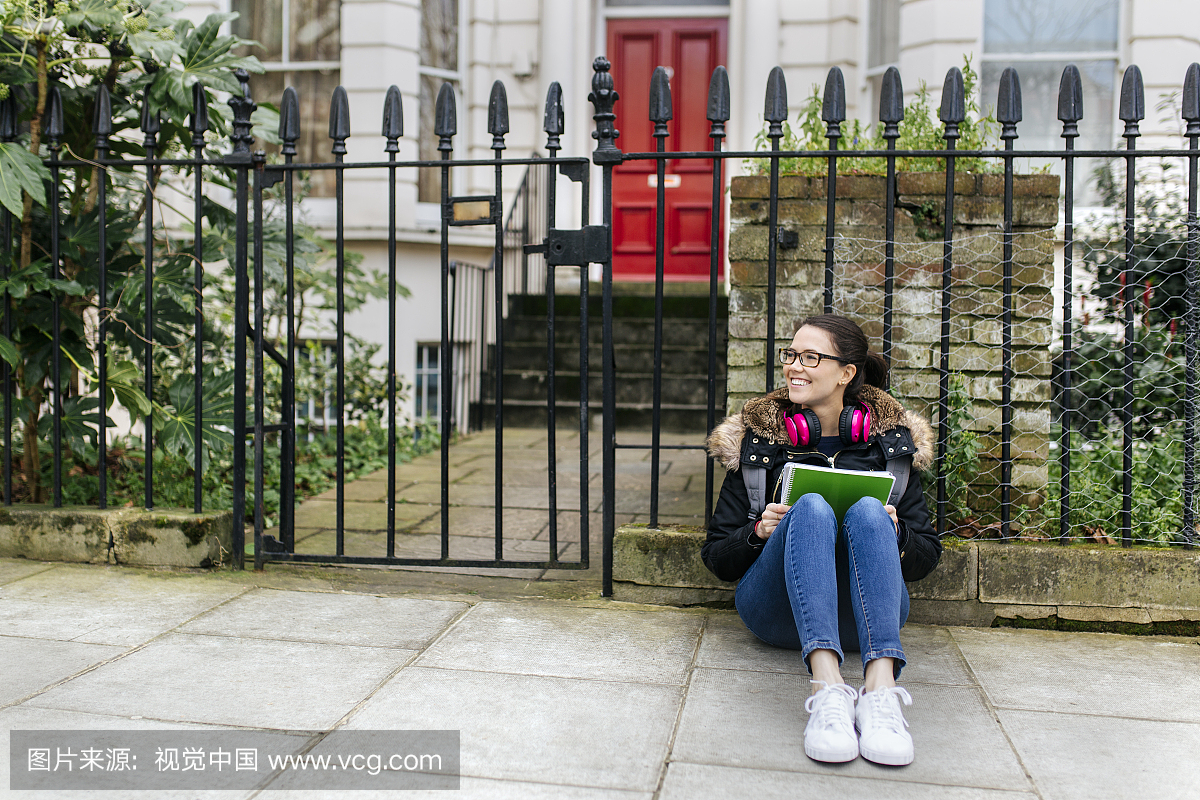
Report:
706,384,935,472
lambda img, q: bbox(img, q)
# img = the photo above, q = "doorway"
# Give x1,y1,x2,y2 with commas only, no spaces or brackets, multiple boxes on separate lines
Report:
606,17,728,282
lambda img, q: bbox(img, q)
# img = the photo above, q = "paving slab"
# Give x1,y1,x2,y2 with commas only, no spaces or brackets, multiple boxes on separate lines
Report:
290,499,436,531
178,589,467,649
27,632,409,730
0,567,248,646
610,491,710,516
660,762,1040,800
951,627,1200,722
415,601,702,684
440,485,595,512
671,668,1031,792
0,559,56,584
695,611,810,675
997,708,1200,800
0,636,127,705
409,505,552,539
455,467,587,488
259,776,651,799
344,666,682,792
698,618,970,683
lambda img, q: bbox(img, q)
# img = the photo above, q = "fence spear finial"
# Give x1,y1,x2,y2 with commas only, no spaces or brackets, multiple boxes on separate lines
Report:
879,66,904,138
329,85,350,155
589,56,621,161
822,66,846,140
1058,64,1083,139
1182,63,1199,137
650,66,673,137
939,66,965,139
139,92,159,152
45,85,63,148
227,67,256,159
1119,65,1145,138
707,65,730,138
382,85,403,153
279,86,300,156
997,67,1022,140
92,84,113,150
764,66,787,139
0,94,16,143
190,82,209,149
435,81,457,152
488,80,509,150
543,81,564,151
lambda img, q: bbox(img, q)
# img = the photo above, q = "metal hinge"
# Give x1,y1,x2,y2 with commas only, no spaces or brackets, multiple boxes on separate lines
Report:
524,226,609,266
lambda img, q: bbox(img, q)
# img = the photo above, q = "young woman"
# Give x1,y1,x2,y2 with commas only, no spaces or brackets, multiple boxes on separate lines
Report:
703,314,940,766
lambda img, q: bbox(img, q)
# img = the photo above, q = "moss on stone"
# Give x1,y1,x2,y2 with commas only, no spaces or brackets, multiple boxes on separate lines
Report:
179,518,210,547
992,614,1200,637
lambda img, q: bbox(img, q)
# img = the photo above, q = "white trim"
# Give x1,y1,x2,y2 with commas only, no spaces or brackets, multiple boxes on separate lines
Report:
418,65,460,80
603,6,730,19
261,60,341,72
978,51,1120,62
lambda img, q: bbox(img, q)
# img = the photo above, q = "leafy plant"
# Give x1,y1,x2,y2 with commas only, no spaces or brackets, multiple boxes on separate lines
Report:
919,371,981,529
1043,425,1186,546
746,56,1001,177
0,1,407,513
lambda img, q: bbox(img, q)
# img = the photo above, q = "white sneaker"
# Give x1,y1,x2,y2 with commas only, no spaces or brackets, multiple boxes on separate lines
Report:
803,681,859,763
855,685,914,766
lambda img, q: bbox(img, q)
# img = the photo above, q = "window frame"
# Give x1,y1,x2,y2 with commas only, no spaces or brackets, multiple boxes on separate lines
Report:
416,0,466,219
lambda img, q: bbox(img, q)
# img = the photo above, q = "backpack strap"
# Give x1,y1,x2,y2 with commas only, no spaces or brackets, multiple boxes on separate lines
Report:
886,455,910,507
744,465,768,522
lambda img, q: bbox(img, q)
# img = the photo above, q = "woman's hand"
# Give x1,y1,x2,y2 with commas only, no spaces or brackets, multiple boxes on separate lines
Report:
884,504,900,534
755,502,792,540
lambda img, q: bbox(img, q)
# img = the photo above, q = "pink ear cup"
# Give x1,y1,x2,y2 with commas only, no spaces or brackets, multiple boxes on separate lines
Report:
784,413,812,447
850,409,863,442
860,408,871,441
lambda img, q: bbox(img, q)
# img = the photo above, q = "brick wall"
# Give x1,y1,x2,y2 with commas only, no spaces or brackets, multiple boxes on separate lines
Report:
727,172,1060,513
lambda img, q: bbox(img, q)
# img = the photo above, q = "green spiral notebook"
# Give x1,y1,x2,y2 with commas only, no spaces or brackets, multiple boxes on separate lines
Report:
779,462,896,522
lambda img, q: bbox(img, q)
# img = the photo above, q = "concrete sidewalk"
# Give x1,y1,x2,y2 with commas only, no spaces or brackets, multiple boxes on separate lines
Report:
3,558,1199,799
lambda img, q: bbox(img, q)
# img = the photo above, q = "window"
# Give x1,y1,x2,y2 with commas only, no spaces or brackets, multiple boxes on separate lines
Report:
414,343,440,421
866,0,901,128
981,0,1120,203
232,0,341,196
296,340,338,434
419,0,461,203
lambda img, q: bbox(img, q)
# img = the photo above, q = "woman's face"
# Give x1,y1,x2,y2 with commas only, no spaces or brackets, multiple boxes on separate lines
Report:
784,325,857,409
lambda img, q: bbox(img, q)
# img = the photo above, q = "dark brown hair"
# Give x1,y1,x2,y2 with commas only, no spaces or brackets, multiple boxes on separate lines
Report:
797,314,889,402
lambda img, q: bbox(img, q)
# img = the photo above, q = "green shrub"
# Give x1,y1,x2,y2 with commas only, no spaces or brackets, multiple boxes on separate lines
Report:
745,56,1000,176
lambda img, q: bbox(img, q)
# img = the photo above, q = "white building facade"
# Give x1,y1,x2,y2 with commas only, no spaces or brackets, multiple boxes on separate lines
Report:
181,0,1200,424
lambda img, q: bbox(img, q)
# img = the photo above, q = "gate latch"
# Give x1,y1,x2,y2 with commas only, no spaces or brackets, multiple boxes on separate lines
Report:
524,226,609,266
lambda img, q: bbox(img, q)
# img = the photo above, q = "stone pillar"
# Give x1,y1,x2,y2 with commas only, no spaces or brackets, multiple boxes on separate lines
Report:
726,172,1059,515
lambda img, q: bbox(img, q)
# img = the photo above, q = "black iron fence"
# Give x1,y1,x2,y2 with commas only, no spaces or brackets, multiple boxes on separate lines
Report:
3,55,1199,595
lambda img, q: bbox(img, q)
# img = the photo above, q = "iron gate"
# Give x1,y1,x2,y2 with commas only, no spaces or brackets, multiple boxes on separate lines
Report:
6,54,1200,596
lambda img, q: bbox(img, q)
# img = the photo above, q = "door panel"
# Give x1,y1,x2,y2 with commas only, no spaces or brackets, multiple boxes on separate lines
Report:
608,17,728,281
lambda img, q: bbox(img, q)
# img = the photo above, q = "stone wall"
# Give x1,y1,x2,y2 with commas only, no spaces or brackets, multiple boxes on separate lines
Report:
727,173,1059,513
612,525,1200,633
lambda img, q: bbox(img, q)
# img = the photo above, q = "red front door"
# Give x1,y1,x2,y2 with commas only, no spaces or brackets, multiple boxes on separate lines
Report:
607,18,728,282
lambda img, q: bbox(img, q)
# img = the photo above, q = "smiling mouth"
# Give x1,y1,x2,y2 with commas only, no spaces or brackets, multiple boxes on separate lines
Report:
790,378,810,387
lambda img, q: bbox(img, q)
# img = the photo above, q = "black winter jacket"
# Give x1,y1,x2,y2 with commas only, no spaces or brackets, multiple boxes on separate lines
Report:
702,385,941,584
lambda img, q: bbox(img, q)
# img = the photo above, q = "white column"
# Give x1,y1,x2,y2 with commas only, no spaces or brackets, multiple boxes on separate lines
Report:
340,0,421,230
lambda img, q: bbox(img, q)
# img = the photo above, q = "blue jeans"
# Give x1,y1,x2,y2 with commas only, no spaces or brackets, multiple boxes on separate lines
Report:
734,493,909,677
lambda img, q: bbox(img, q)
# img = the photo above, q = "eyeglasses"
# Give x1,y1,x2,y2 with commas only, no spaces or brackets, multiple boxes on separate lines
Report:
778,348,850,368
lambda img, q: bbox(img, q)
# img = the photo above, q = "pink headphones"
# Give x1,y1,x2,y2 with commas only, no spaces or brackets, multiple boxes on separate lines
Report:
784,403,872,447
